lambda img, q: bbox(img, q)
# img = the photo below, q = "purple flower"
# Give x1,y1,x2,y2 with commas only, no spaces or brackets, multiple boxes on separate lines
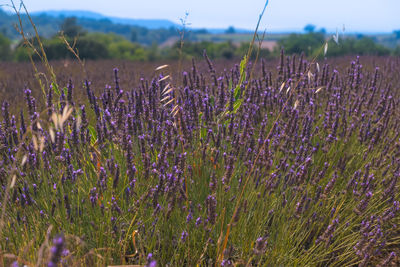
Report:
186,212,193,223
147,253,153,261
195,217,202,227
181,230,188,242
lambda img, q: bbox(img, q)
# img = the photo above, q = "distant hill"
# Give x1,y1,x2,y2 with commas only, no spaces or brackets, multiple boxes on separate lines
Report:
0,8,183,45
0,7,253,45
31,10,180,29
31,10,254,34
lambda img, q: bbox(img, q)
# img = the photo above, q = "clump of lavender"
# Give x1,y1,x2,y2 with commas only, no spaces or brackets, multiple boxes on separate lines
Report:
1,53,400,267
377,252,396,267
48,234,65,267
253,236,268,255
316,218,339,248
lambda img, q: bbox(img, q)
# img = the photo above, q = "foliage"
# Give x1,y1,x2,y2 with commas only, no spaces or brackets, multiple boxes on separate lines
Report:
0,32,11,61
393,30,400,40
277,32,392,57
225,26,236,34
0,30,396,63
277,32,325,56
325,37,391,57
0,8,197,46
108,40,148,61
60,17,86,38
393,45,400,56
304,24,316,33
3,29,274,62
14,33,110,61
164,40,271,60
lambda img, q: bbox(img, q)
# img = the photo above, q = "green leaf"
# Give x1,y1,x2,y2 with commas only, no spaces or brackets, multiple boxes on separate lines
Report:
228,79,233,90
200,127,207,140
63,87,68,97
88,125,97,145
234,84,241,101
52,82,60,96
221,55,247,124
198,112,207,139
239,55,247,77
234,55,248,101
209,95,215,106
233,98,243,113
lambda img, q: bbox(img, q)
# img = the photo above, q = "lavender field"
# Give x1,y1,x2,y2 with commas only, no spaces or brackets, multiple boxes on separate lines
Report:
1,53,400,266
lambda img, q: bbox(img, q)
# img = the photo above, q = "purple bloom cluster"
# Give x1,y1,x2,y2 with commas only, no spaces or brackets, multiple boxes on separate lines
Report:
48,234,65,267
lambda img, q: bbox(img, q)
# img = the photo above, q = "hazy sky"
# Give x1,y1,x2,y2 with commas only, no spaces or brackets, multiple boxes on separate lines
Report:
5,0,400,32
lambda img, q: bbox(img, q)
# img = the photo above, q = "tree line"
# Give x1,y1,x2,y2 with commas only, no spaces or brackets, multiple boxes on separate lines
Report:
0,18,399,62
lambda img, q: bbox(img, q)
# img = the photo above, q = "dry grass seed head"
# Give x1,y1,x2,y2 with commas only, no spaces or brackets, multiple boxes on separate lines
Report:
162,83,171,94
32,135,38,151
158,75,170,82
51,113,59,130
279,82,286,93
155,64,169,71
324,42,328,56
172,107,180,118
163,98,175,106
39,136,45,152
61,105,73,125
161,96,171,103
49,127,56,143
307,70,314,83
315,87,325,94
294,100,299,110
21,155,28,166
171,105,179,115
10,175,17,188
163,87,173,96
51,105,74,132
76,115,82,130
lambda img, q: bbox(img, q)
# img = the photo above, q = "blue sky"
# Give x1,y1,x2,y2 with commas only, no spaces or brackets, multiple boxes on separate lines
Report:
7,0,400,32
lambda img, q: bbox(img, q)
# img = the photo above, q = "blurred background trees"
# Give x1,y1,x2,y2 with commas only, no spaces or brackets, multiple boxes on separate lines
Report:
0,7,399,62
60,17,86,38
0,33,11,61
